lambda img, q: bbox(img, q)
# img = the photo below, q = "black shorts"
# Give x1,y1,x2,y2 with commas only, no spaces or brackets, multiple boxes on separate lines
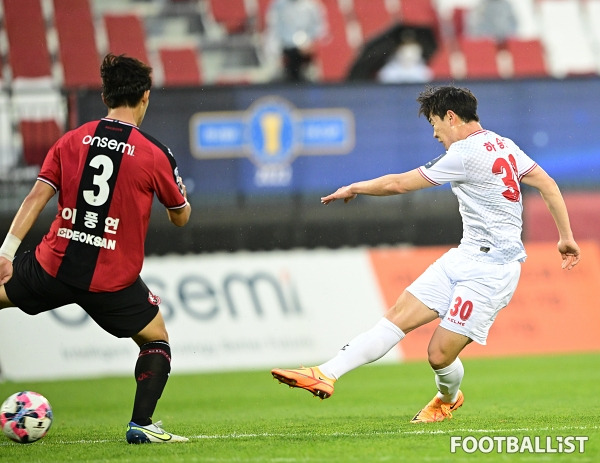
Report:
4,251,160,338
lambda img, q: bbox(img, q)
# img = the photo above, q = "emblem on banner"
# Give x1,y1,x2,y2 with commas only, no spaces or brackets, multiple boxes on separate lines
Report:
189,96,355,187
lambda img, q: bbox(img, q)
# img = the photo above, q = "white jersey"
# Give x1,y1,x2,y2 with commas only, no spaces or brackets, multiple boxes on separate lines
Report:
417,129,537,264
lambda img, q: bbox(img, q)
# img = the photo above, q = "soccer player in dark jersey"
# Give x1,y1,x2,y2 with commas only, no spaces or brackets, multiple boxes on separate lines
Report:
0,53,192,443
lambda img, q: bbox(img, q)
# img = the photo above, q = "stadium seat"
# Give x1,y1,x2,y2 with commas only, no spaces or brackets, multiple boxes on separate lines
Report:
399,0,439,28
53,0,101,89
428,44,453,81
537,0,597,77
584,0,600,48
321,0,348,40
505,38,548,78
19,120,62,167
255,0,272,32
0,91,17,172
315,34,355,82
352,0,395,42
506,0,539,39
458,37,500,79
208,0,249,34
103,14,150,65
2,0,53,81
159,47,203,87
450,7,468,39
315,0,355,82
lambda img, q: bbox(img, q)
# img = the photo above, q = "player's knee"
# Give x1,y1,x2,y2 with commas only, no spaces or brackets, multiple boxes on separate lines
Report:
132,326,169,346
427,349,453,370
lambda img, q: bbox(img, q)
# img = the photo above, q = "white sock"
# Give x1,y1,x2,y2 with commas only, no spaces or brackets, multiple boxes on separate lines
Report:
434,357,464,403
318,318,405,380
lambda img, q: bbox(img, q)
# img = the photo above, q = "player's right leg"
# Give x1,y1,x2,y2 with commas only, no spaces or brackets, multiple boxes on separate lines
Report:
1,251,71,311
271,291,438,398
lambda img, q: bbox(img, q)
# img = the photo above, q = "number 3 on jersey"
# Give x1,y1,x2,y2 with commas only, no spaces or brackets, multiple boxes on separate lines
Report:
83,155,114,206
492,153,521,202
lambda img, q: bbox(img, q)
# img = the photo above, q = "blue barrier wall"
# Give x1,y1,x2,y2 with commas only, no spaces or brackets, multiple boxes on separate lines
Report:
70,79,600,253
77,78,600,200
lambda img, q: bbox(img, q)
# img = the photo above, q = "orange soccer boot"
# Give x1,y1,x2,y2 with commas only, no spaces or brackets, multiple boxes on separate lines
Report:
410,390,464,423
271,366,336,399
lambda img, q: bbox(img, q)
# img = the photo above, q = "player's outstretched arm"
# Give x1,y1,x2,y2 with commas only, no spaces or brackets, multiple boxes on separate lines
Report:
321,169,433,205
0,180,56,284
521,165,580,270
5,180,56,243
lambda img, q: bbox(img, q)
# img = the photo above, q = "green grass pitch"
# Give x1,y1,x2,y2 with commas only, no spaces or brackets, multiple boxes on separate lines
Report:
0,352,598,462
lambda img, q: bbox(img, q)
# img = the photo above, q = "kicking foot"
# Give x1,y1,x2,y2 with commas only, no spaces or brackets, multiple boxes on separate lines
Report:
271,366,336,399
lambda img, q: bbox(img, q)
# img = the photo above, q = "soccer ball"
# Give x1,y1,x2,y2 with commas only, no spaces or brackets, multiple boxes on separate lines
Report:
0,391,53,444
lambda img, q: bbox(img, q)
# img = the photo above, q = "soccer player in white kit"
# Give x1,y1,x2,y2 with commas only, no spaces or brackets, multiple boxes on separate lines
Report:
271,86,581,422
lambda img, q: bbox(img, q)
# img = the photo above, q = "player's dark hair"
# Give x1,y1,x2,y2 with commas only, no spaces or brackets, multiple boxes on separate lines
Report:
101,53,152,108
417,86,480,122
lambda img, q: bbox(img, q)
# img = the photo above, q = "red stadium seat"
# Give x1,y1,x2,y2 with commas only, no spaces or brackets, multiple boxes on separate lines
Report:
315,35,355,82
458,37,500,79
104,14,150,65
352,0,394,42
322,0,347,39
53,0,101,89
315,0,355,82
19,120,62,167
399,0,439,28
159,47,203,87
451,7,469,39
2,0,53,80
208,0,249,34
506,38,548,78
428,44,453,81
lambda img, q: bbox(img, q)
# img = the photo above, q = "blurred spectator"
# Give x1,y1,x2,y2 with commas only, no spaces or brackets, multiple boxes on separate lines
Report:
377,38,433,84
265,0,328,82
466,0,517,43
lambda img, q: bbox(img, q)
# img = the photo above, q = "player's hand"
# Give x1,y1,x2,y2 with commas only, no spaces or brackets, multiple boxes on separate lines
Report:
0,257,13,285
321,186,357,205
558,238,580,270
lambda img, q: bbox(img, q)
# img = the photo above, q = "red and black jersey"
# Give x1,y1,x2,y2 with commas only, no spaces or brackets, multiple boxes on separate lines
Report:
35,118,187,292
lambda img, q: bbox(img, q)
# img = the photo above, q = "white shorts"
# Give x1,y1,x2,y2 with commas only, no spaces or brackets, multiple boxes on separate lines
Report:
406,248,521,345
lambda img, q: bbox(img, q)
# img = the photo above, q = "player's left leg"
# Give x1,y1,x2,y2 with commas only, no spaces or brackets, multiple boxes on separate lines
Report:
126,311,187,443
130,311,170,426
410,326,470,423
126,316,188,443
80,278,190,444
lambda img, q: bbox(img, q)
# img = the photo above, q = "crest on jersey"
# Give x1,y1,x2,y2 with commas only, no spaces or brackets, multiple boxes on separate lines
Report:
148,291,161,306
424,153,446,169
